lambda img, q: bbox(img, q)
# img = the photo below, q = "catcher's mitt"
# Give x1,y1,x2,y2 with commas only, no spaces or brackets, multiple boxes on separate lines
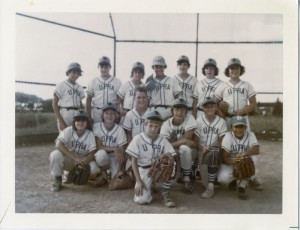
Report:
147,152,174,182
145,75,157,91
67,164,91,185
233,156,255,180
202,146,220,167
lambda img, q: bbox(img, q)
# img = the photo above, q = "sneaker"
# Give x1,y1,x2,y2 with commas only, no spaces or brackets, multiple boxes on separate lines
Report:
201,183,214,199
228,180,237,191
238,187,248,200
162,193,176,207
249,178,264,191
51,177,62,192
183,180,193,194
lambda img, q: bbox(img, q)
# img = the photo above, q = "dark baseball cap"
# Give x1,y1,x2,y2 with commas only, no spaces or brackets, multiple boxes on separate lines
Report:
231,116,247,127
172,98,188,108
98,56,111,66
73,109,88,119
102,102,117,112
66,62,83,76
145,110,163,121
201,97,216,107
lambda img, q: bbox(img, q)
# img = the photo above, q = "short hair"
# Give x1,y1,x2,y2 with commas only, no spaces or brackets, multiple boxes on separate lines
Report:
202,66,219,76
101,109,118,123
224,66,245,77
130,69,145,78
135,86,148,95
177,60,190,68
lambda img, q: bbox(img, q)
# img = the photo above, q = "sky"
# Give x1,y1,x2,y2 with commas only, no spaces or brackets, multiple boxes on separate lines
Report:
15,12,283,103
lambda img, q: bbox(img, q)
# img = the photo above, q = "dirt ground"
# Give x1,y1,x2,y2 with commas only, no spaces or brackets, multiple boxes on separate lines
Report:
15,139,282,214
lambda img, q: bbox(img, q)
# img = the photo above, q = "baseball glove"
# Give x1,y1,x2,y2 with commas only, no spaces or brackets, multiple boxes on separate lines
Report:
145,75,157,91
67,164,91,185
233,156,255,180
219,101,229,115
202,146,220,167
108,171,134,190
147,152,174,182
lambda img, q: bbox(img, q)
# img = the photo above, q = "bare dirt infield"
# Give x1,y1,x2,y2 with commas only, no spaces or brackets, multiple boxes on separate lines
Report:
15,140,282,214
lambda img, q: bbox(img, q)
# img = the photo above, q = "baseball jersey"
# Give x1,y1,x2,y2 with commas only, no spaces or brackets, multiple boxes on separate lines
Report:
173,74,198,108
117,80,144,110
193,78,223,108
122,108,150,137
56,126,96,157
147,75,181,106
126,132,176,167
195,114,228,147
93,122,127,148
160,114,197,140
86,75,122,108
221,131,259,159
54,80,85,107
214,80,256,115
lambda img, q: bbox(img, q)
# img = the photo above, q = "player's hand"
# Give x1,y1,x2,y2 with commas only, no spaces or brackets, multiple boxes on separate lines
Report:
202,146,210,153
114,148,125,166
182,139,196,148
74,156,87,168
59,121,67,131
134,180,147,196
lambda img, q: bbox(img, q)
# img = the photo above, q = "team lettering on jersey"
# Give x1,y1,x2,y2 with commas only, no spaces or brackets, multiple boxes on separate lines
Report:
101,135,117,144
203,126,219,134
155,83,170,91
142,143,162,153
98,83,115,91
68,88,81,96
231,143,247,152
129,90,135,96
202,85,217,93
72,140,87,150
171,128,184,136
228,88,245,95
134,118,145,125
179,82,192,91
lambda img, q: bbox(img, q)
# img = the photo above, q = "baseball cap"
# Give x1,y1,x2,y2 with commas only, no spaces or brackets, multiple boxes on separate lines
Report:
73,109,88,119
201,97,216,107
98,56,111,66
66,62,83,76
152,56,167,68
132,62,145,71
227,58,242,67
203,58,217,68
172,98,188,108
102,102,117,112
231,116,247,127
145,110,163,121
177,55,190,64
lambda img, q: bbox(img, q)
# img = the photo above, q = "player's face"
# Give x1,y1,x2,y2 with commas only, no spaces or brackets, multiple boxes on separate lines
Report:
177,62,189,74
232,125,247,139
74,118,87,133
229,65,241,79
99,64,111,77
153,65,165,78
204,66,216,78
103,109,116,126
68,70,81,83
203,103,216,116
132,69,144,81
173,107,187,122
145,120,161,139
135,91,149,109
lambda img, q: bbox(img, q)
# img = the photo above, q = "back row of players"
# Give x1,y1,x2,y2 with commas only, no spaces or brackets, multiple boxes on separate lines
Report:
50,55,262,207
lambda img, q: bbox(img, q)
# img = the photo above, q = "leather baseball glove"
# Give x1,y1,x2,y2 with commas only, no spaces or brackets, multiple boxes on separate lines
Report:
145,75,157,91
67,164,91,185
233,156,255,180
202,146,220,167
147,152,174,182
219,101,229,116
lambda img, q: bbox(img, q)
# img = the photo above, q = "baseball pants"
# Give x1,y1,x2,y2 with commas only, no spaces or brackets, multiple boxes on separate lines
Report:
177,145,197,181
94,150,120,179
57,108,78,132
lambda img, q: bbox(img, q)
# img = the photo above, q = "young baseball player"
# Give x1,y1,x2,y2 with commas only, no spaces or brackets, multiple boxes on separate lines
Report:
214,58,257,130
193,58,223,118
86,56,122,124
195,97,228,198
173,55,198,116
52,62,85,132
218,116,262,200
122,86,150,144
93,102,127,180
117,62,145,118
49,109,100,192
126,110,177,207
160,98,198,194
145,55,182,121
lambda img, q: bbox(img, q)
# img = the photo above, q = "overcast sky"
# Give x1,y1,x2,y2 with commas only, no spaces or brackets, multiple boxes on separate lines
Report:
15,13,283,102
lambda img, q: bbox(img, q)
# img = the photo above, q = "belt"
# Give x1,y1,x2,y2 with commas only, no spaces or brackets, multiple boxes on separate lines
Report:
60,107,80,111
187,107,193,110
197,108,204,111
226,114,236,118
138,164,152,169
92,107,102,110
150,105,171,109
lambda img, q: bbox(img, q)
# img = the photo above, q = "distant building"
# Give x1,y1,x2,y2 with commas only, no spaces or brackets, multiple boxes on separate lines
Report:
256,102,275,116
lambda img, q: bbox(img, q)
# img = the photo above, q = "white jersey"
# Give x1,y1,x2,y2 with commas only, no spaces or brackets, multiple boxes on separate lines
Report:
160,114,197,140
147,75,181,106
195,114,228,147
122,108,150,137
221,131,259,159
86,75,122,108
93,122,127,148
117,80,144,110
54,80,85,107
214,80,256,115
56,126,96,157
126,133,176,167
193,78,223,108
173,74,198,108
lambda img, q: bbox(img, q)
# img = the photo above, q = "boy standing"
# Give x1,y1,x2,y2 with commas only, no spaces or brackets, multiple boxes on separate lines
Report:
126,110,177,207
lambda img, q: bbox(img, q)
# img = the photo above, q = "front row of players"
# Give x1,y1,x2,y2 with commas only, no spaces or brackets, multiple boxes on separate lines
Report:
49,96,263,207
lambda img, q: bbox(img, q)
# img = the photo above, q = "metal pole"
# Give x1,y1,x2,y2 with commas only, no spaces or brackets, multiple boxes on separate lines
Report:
195,13,199,78
109,13,117,76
